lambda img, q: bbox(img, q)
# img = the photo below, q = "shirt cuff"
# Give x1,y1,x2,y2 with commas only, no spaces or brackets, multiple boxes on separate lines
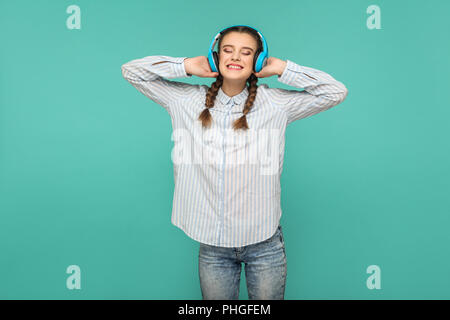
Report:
278,59,304,85
170,57,192,78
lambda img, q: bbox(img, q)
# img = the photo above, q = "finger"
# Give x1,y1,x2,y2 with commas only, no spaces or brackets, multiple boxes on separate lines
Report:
203,72,218,78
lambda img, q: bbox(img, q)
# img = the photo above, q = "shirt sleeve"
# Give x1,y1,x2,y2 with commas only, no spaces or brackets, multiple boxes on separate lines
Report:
264,59,348,125
121,55,196,111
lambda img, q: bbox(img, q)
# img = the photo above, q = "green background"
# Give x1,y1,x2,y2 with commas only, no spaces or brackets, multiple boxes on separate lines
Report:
1,0,449,299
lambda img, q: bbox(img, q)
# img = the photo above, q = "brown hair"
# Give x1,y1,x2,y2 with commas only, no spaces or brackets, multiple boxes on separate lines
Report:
198,26,262,131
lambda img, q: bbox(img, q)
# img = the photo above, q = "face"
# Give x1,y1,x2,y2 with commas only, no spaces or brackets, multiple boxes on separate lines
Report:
218,32,258,80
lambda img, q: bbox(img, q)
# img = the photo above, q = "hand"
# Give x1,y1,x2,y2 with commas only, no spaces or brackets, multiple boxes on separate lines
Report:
253,57,287,78
184,56,219,78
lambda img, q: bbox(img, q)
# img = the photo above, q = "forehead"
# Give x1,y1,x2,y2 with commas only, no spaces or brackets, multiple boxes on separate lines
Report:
220,32,257,49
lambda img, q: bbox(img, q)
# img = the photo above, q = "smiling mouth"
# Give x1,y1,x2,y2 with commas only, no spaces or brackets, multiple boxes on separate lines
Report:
226,64,244,70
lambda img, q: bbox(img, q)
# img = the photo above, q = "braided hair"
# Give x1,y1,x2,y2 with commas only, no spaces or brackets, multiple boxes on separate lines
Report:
198,26,261,131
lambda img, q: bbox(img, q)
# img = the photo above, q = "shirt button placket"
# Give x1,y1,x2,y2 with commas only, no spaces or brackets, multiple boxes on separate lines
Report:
217,99,234,246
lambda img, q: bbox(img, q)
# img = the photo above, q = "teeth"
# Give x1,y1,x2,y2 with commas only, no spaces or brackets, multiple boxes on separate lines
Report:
228,65,242,69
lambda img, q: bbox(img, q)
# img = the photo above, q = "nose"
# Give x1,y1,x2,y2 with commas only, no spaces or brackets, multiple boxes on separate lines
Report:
231,51,241,61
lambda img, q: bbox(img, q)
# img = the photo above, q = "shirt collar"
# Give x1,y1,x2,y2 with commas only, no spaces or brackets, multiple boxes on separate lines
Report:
217,86,249,106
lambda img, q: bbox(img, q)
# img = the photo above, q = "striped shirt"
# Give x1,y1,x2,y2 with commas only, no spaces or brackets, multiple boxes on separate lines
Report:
121,55,348,248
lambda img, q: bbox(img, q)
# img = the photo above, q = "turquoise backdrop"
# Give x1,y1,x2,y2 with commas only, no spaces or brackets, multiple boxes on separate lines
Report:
1,0,449,299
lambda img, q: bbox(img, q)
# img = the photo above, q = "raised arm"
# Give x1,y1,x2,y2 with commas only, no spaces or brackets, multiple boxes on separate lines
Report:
263,59,348,125
121,55,196,111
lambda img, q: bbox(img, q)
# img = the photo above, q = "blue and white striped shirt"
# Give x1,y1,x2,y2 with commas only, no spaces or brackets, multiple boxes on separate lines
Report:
121,55,348,248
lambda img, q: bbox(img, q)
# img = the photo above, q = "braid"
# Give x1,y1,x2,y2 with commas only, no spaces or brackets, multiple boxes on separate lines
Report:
232,73,258,131
199,74,223,129
199,74,259,130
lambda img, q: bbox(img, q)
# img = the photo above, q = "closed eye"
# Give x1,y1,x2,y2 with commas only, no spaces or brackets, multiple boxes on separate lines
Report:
223,49,251,55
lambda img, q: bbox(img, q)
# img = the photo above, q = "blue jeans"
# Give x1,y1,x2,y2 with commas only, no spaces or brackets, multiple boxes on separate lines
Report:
198,224,287,300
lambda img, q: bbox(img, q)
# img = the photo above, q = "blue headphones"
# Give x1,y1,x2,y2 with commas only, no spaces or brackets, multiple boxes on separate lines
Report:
208,24,269,73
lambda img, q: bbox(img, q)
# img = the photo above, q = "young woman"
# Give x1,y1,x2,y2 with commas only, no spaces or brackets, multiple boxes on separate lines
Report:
121,25,348,300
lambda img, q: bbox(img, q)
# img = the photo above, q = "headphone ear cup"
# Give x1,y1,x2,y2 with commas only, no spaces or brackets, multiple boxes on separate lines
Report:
253,49,261,72
212,51,220,73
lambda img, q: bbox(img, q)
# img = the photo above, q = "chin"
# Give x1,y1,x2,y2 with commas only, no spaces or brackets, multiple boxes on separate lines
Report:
224,74,248,80
222,70,251,80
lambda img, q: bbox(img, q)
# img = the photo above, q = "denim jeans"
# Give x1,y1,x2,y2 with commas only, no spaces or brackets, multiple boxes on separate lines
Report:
198,224,287,300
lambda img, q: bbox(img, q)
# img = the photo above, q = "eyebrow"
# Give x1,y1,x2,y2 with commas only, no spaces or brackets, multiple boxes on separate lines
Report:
222,44,255,52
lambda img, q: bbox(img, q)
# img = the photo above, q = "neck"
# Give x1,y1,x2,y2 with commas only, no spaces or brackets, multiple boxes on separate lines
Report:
221,78,247,97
